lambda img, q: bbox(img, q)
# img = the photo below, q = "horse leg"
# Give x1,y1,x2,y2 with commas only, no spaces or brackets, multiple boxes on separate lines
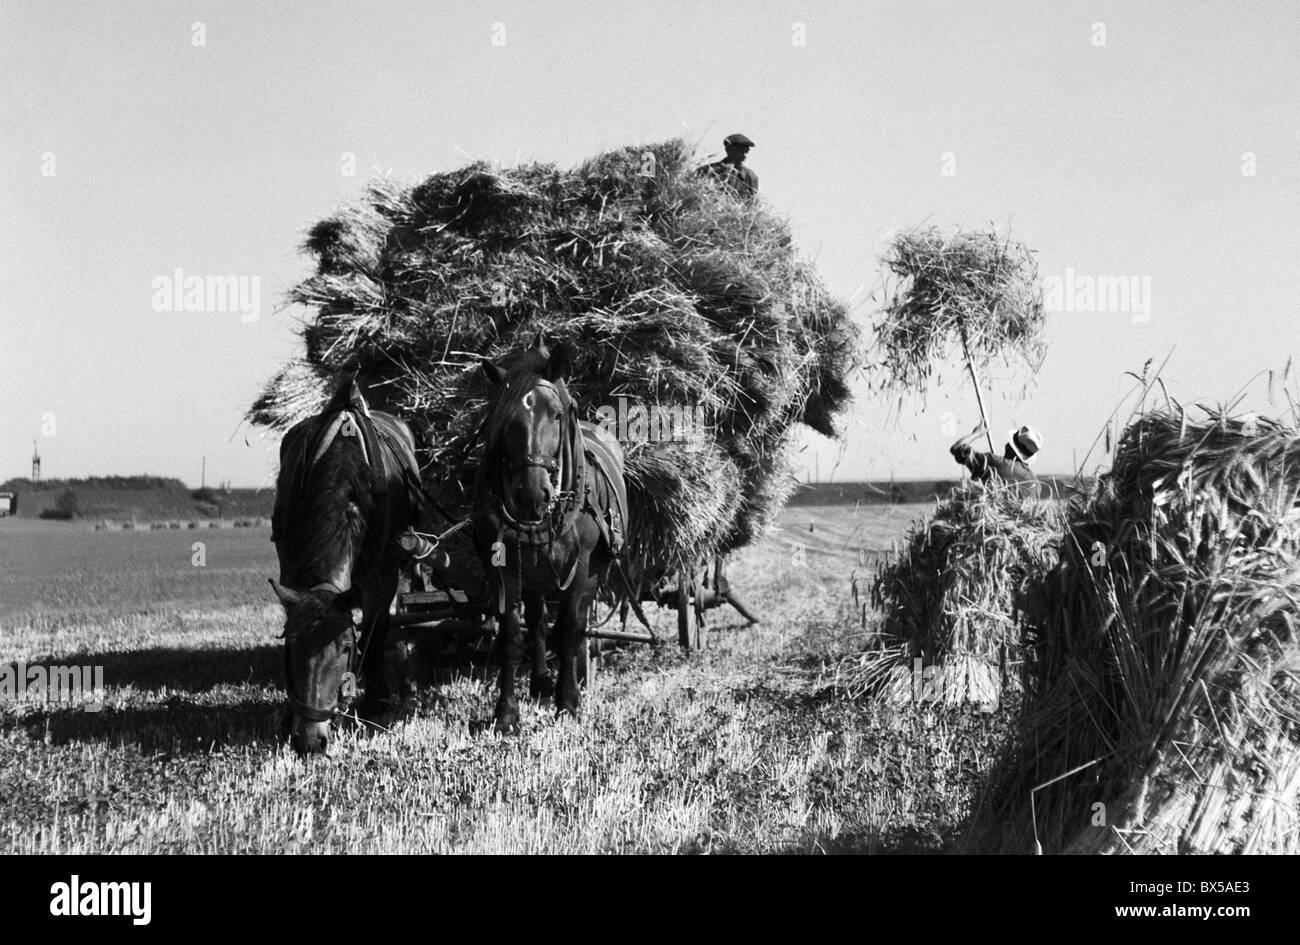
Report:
554,557,591,717
525,594,553,701
492,568,523,735
357,568,399,725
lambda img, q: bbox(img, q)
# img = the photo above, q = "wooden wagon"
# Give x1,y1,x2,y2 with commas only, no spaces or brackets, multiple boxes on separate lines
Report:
385,524,758,690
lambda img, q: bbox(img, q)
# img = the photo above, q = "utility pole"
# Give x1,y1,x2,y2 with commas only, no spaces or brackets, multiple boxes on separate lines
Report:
201,455,206,490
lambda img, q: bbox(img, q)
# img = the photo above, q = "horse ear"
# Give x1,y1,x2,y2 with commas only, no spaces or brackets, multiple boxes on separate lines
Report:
269,578,303,610
532,329,548,353
481,359,506,386
545,341,572,382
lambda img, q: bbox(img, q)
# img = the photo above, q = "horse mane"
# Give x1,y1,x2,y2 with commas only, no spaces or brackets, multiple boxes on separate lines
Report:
277,382,377,587
323,374,364,415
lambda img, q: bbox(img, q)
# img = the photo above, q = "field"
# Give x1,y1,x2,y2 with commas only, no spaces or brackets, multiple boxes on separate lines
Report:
0,504,1017,854
4,483,275,524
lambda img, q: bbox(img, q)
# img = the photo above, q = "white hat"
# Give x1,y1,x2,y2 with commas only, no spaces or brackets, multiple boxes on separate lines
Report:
1008,425,1043,463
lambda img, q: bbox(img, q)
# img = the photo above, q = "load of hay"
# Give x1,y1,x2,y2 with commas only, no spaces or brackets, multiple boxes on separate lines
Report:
872,226,1046,459
964,408,1300,854
248,139,858,569
873,226,1045,395
849,483,1063,706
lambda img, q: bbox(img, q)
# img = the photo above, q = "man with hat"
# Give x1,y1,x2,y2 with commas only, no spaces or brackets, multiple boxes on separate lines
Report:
699,133,759,199
950,423,1044,496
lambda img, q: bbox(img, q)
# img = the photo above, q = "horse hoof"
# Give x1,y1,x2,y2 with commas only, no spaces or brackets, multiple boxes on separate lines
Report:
494,699,520,735
530,675,555,701
555,701,579,719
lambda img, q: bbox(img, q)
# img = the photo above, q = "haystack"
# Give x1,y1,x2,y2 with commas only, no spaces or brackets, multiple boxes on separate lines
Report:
964,408,1300,854
850,483,1062,706
249,139,858,568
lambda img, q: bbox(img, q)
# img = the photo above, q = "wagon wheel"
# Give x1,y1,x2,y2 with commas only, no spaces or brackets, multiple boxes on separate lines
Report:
677,581,692,649
692,579,706,651
583,632,595,684
584,600,610,683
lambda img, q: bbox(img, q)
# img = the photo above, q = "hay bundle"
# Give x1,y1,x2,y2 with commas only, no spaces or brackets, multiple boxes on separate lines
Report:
852,483,1062,705
964,408,1300,854
873,226,1045,456
249,139,857,566
874,226,1045,393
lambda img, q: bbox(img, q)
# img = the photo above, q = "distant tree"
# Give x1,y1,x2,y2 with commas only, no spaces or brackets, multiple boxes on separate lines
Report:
2,475,185,492
56,488,80,517
39,488,80,520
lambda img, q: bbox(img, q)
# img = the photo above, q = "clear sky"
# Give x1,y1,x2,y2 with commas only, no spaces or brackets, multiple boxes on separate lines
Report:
3,0,1297,489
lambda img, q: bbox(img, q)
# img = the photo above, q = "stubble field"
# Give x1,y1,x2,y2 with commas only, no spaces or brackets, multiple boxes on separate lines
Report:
0,504,1015,854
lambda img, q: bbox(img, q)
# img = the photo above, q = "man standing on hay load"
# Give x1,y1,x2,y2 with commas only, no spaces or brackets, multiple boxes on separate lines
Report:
950,423,1044,496
699,133,759,199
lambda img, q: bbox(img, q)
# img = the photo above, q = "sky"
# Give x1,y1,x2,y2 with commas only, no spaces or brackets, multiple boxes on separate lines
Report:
2,0,1298,489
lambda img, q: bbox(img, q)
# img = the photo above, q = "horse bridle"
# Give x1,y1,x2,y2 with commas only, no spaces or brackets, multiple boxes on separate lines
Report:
483,377,591,605
506,452,560,477
495,378,575,531
282,588,361,725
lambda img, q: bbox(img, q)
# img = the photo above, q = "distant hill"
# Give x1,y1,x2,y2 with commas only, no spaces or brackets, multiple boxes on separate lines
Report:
0,475,1088,524
1,475,185,492
787,476,1090,507
0,477,275,522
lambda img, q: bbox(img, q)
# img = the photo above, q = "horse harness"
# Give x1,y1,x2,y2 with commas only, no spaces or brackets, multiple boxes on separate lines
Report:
279,395,422,722
481,378,627,615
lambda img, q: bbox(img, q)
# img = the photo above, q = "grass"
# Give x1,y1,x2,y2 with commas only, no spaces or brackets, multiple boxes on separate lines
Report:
0,518,272,621
1,504,1014,854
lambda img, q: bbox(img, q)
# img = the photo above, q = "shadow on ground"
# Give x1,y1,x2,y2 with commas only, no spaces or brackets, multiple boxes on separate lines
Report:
8,643,283,693
2,645,286,753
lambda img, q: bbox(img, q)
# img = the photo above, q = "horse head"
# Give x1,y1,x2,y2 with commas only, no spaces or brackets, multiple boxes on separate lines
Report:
269,577,361,754
268,376,384,755
481,333,574,526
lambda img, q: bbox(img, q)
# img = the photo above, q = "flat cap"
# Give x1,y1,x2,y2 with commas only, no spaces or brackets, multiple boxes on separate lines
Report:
723,133,755,148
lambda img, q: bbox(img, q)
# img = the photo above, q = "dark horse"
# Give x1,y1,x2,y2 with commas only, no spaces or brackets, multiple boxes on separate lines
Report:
475,335,628,733
269,377,421,754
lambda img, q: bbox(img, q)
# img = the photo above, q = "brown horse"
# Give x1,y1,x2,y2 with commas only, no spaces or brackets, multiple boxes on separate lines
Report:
269,378,421,754
475,336,627,733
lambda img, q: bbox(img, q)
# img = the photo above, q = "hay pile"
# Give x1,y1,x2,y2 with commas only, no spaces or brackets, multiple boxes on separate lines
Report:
964,408,1300,854
249,139,858,567
873,226,1045,394
851,483,1062,705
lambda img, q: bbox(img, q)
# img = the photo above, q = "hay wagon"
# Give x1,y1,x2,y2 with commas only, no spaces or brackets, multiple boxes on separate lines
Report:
250,139,850,682
385,522,758,686
386,525,655,688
